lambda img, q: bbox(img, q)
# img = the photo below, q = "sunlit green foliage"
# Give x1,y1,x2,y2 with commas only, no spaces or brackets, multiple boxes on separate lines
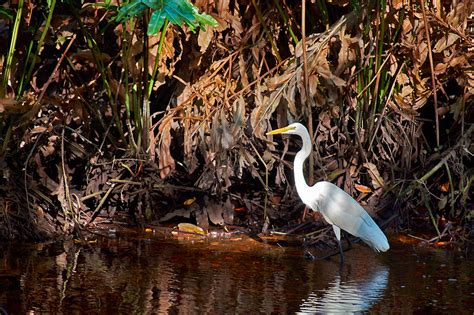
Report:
117,0,218,35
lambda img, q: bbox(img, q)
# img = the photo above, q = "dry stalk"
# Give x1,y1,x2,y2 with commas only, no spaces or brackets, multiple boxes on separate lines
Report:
301,0,314,186
419,0,440,147
86,175,120,226
60,127,74,224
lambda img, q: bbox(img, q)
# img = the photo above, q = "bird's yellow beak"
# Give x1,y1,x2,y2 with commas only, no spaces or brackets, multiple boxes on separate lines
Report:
266,125,295,135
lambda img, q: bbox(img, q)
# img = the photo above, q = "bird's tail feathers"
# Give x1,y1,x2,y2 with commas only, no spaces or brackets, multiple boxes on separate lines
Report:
356,213,390,252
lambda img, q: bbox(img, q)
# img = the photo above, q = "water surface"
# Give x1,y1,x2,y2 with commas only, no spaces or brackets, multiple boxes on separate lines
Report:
0,230,472,314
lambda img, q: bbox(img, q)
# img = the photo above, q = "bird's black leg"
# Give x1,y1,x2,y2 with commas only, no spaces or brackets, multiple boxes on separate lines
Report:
332,225,345,264
337,238,345,265
345,233,352,250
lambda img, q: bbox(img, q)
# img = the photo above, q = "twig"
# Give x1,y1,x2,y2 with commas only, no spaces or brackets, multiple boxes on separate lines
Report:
407,233,429,242
248,138,270,233
153,184,205,192
86,176,120,226
61,127,74,222
301,0,314,186
419,0,440,147
23,133,44,218
19,34,77,123
356,52,392,99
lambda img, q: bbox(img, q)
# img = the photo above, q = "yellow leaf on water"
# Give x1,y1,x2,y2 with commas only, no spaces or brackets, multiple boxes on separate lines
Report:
177,223,206,235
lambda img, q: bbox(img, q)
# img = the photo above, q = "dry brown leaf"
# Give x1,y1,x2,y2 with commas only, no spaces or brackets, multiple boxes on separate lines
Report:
416,42,428,66
238,55,249,87
308,74,319,97
198,27,213,53
31,126,47,134
449,55,467,68
157,118,176,178
355,183,372,193
433,33,460,53
392,0,405,10
396,72,410,85
266,72,293,91
220,111,234,149
195,208,209,231
402,17,413,34
434,62,447,75
363,162,384,189
207,201,224,225
389,54,399,77
223,198,234,225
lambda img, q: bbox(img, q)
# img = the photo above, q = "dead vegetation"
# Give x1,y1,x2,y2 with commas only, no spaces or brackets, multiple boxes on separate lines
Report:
0,0,472,246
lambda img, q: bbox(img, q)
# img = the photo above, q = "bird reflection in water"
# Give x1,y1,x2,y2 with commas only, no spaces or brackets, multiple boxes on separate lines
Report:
297,266,389,314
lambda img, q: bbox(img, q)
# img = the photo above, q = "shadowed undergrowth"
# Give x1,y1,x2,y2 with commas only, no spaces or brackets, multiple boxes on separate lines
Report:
0,0,472,246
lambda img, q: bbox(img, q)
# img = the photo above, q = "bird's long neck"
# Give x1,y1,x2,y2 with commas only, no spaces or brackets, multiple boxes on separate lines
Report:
294,129,313,205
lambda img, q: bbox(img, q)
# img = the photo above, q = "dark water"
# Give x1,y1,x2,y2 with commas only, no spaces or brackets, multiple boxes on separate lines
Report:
0,230,472,314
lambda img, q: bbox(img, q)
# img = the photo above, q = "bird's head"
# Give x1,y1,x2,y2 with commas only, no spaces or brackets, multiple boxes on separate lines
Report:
266,122,305,136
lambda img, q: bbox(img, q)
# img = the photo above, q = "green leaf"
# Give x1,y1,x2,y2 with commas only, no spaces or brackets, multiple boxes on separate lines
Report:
117,0,218,35
163,0,196,31
148,10,166,35
117,1,148,22
142,0,163,11
0,7,14,20
195,11,219,29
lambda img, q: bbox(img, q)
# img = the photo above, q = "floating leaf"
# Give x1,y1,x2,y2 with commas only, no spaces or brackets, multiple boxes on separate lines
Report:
177,223,206,235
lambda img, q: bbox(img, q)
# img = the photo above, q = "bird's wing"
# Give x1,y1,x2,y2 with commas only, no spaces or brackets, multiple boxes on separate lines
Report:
311,181,367,231
312,181,389,251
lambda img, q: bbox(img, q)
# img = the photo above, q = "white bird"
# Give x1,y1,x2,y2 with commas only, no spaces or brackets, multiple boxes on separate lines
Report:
267,122,389,261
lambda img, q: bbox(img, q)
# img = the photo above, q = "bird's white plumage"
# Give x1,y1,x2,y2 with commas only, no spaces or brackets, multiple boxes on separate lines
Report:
267,122,389,253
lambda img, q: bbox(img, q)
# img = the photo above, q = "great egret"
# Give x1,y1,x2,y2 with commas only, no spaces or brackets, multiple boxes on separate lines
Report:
267,122,389,261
